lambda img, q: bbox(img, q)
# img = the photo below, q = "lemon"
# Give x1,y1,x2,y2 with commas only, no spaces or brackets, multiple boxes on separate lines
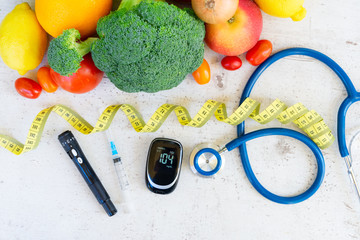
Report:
0,3,48,75
254,0,306,21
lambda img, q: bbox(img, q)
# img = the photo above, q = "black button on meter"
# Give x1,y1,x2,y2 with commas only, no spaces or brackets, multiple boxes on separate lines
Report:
146,138,183,194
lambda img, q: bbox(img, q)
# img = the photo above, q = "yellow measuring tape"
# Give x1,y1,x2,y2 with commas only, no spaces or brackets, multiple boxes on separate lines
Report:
0,98,334,155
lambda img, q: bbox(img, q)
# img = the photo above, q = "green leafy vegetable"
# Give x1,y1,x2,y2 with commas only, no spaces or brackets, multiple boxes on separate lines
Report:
47,0,205,93
47,29,97,76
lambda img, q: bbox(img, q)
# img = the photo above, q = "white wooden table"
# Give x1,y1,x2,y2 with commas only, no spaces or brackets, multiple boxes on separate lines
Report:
1,0,360,239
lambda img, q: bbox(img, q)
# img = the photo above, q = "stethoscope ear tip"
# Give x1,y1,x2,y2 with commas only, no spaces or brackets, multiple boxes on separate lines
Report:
190,143,225,177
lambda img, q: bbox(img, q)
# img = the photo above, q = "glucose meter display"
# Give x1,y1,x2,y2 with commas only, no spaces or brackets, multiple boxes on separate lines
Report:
157,147,176,168
146,139,182,188
149,146,178,185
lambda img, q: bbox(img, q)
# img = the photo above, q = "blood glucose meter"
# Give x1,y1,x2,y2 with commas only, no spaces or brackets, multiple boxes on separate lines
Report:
146,138,183,194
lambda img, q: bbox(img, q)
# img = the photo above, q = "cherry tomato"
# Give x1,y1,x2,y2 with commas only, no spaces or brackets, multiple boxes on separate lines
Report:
221,56,242,71
246,40,273,66
37,66,58,93
15,78,42,99
192,58,211,85
50,54,104,94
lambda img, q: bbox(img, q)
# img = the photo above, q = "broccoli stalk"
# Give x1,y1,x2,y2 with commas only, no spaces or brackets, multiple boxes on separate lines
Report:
118,0,142,11
47,29,97,76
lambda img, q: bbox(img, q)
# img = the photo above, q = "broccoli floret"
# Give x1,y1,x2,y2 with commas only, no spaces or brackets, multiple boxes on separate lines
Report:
91,9,157,72
91,0,205,93
47,29,97,76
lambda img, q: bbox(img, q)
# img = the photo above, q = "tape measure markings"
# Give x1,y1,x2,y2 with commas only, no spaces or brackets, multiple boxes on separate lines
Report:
0,98,335,155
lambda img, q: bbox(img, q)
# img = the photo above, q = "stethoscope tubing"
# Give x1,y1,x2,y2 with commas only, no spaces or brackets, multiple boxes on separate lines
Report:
227,128,325,204
238,47,360,158
236,47,358,203
338,96,360,157
239,48,357,103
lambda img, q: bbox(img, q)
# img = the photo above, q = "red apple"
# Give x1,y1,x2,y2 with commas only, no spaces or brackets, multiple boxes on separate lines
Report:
204,0,263,56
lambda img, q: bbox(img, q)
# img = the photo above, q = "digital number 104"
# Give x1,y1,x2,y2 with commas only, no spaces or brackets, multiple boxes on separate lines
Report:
159,153,173,165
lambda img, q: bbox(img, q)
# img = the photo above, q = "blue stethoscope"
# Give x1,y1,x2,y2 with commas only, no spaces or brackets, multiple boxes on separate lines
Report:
191,47,360,204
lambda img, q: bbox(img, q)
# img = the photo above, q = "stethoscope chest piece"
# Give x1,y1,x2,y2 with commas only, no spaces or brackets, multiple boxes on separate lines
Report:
190,143,225,177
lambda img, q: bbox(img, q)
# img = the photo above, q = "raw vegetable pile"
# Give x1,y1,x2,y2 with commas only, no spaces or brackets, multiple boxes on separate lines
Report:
0,0,307,98
48,0,205,93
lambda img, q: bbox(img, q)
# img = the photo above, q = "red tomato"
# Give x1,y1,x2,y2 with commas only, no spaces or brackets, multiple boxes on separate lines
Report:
50,54,104,94
15,78,42,99
221,56,242,71
192,59,211,85
246,40,273,66
37,66,58,93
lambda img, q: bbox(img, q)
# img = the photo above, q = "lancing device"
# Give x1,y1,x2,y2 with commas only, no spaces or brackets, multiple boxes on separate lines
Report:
58,130,117,217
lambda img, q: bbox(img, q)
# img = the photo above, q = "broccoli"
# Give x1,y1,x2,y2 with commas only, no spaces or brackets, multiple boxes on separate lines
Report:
48,0,205,93
47,29,97,76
